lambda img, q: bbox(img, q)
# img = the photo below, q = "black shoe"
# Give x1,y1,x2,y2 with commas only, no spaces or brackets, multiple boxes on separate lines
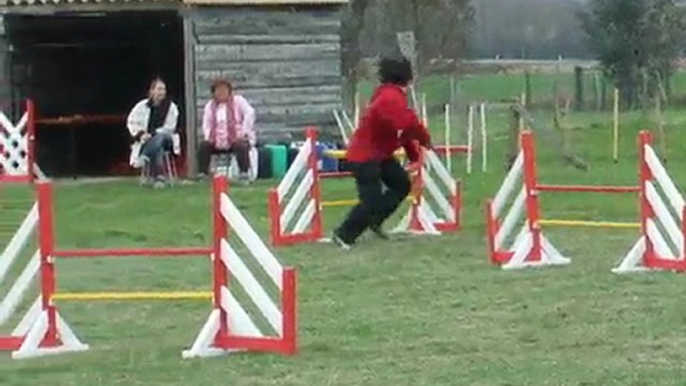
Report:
370,224,390,240
332,232,352,250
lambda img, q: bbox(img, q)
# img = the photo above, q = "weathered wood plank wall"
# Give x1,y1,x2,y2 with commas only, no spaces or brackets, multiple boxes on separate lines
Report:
189,5,343,142
0,16,13,118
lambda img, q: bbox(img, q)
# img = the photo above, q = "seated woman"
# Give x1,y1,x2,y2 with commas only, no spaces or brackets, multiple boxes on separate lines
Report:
198,78,256,183
126,77,179,187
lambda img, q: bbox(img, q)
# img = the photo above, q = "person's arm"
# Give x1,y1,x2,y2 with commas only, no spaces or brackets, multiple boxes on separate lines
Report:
202,101,213,142
378,93,432,147
126,101,147,141
235,95,256,144
400,122,431,148
157,102,179,134
411,122,432,148
402,139,422,163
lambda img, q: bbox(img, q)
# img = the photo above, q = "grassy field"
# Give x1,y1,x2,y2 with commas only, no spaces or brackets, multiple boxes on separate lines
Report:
3,73,686,385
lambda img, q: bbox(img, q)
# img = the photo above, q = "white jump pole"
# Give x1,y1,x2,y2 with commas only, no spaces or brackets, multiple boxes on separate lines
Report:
480,103,487,172
467,105,474,175
421,93,428,127
410,85,419,113
612,88,619,163
444,103,451,174
354,90,360,128
332,110,349,145
341,110,354,133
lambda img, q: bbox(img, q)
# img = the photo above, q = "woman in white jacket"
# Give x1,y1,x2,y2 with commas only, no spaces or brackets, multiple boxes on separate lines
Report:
126,78,179,186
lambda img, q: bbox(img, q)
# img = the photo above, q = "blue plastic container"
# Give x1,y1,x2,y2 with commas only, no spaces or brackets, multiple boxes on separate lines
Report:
316,143,339,172
315,144,325,171
321,142,339,172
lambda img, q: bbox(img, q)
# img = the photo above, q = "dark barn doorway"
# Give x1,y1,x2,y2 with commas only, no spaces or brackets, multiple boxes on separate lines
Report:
5,11,185,177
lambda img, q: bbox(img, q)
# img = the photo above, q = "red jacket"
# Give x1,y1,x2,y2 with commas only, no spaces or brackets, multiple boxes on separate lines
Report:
346,84,431,163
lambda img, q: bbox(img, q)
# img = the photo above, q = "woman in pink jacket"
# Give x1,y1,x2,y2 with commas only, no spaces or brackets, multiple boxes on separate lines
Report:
197,78,256,181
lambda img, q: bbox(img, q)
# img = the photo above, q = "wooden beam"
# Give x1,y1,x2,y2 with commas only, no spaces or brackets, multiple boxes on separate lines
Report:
2,2,179,14
1,0,346,13
183,11,198,177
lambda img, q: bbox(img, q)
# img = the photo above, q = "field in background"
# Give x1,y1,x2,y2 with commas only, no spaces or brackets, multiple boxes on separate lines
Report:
2,72,686,385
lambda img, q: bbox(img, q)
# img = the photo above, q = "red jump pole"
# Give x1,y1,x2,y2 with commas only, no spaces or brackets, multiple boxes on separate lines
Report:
433,145,470,155
305,127,324,241
485,199,499,265
407,142,424,231
281,268,297,355
212,176,229,344
268,188,283,247
36,181,58,347
638,130,656,266
319,171,353,179
0,175,32,183
521,131,542,262
454,179,462,231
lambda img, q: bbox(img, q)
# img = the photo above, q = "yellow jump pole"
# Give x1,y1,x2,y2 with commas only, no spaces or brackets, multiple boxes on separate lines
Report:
321,199,360,208
322,196,414,208
323,149,406,161
53,291,213,301
539,219,639,229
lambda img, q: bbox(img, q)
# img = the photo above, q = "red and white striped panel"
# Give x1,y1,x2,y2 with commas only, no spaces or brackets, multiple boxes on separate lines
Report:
184,177,297,358
392,148,462,235
0,186,88,359
484,131,569,270
614,131,686,273
268,127,324,247
0,101,35,183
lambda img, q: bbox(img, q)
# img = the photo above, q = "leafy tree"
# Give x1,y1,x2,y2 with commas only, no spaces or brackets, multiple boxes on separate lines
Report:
341,0,371,112
580,0,686,108
383,0,473,70
341,0,472,112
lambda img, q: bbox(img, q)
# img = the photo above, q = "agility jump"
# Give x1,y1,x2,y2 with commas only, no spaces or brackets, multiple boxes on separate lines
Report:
486,129,686,273
268,127,462,247
0,176,297,359
614,131,686,273
0,100,44,183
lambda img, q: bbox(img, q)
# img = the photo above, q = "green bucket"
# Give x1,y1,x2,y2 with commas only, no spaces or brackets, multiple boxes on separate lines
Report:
265,144,287,179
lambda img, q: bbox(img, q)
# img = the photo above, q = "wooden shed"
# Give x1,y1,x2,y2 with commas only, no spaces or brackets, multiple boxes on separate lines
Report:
0,0,347,176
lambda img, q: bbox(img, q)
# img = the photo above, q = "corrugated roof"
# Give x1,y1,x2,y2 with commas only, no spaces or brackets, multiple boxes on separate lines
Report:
3,0,347,6
3,0,174,6
185,0,347,4
186,0,348,3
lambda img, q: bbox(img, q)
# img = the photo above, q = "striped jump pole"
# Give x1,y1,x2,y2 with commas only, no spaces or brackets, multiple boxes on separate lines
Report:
0,177,299,360
614,131,686,273
268,128,463,248
485,129,682,273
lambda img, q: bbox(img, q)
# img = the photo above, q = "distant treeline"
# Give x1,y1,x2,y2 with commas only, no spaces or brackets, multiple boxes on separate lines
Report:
467,0,590,59
354,0,592,60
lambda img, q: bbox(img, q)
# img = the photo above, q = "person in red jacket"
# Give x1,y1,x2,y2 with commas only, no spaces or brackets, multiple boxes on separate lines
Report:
332,55,431,250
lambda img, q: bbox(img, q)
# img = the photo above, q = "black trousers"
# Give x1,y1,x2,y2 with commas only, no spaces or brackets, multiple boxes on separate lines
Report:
335,158,411,244
197,140,251,175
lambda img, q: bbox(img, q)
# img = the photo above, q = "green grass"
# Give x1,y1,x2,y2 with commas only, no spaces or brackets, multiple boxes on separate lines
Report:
3,73,686,385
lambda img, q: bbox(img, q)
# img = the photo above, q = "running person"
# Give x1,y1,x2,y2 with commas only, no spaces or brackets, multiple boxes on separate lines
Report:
332,55,431,249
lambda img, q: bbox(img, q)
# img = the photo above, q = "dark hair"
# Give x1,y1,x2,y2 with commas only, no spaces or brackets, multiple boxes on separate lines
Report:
378,56,413,86
148,77,166,97
211,78,233,94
